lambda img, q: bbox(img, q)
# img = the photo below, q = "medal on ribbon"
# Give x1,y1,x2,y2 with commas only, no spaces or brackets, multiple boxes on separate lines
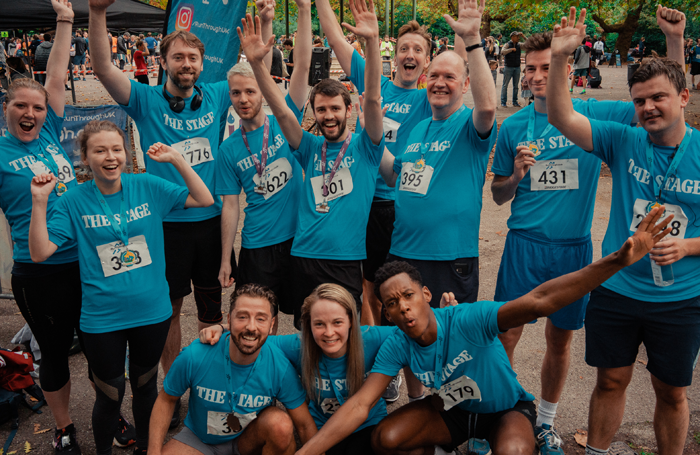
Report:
528,142,541,157
412,156,427,173
56,181,68,196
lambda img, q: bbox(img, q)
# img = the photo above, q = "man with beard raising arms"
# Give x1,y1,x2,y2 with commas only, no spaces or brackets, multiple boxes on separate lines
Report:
238,0,385,331
89,0,235,428
216,0,311,334
149,284,319,455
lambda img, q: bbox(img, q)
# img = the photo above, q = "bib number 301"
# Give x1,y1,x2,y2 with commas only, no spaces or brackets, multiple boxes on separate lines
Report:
530,159,579,191
311,167,354,206
96,235,153,278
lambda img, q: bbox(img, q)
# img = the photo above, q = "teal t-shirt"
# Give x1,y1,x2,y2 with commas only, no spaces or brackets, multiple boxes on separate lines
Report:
590,120,700,301
492,99,635,240
371,303,535,414
215,94,304,249
0,106,78,264
291,130,385,260
350,50,433,200
268,325,398,431
47,173,188,332
120,79,230,222
391,107,497,259
164,336,307,445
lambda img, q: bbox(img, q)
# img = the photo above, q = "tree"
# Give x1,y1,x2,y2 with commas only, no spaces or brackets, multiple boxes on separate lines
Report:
588,0,647,63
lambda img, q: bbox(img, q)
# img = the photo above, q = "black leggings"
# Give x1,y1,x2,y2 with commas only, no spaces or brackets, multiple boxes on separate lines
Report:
81,319,170,454
327,425,376,455
11,262,84,392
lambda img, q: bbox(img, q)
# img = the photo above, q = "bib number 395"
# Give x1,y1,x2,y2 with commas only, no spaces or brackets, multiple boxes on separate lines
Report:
96,235,153,278
399,162,434,195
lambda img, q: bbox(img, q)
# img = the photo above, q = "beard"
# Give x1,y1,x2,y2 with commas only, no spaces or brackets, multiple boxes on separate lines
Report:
319,116,348,142
230,330,266,357
168,67,200,90
235,98,263,120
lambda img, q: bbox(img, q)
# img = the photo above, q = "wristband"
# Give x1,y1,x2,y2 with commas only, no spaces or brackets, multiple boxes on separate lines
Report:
219,323,225,333
465,43,483,52
57,16,74,23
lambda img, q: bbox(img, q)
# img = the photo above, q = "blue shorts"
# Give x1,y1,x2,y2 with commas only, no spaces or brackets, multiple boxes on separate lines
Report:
585,286,700,387
72,54,86,65
494,229,592,330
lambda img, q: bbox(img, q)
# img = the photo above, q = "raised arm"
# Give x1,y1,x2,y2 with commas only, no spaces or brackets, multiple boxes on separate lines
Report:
146,143,215,208
288,0,312,109
316,0,356,72
296,373,392,455
657,5,686,67
238,14,304,149
257,0,275,71
546,7,593,151
342,0,383,145
497,207,672,331
88,0,132,105
46,0,74,117
28,174,60,263
444,0,496,136
355,96,397,185
219,194,240,288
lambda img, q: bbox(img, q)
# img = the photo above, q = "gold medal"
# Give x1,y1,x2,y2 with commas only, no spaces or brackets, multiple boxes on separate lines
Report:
412,157,426,173
316,201,330,213
120,250,137,267
227,413,243,433
645,201,665,216
55,181,68,196
528,142,541,157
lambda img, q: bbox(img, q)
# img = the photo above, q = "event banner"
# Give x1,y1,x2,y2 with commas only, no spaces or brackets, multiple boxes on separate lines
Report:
0,102,128,165
165,0,249,84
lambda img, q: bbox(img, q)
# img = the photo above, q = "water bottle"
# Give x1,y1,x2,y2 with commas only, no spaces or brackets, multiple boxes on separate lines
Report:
651,258,674,287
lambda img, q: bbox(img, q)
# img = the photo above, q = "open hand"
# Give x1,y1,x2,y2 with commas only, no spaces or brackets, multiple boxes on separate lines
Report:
355,93,388,130
256,0,276,24
88,0,116,10
443,0,485,43
656,5,685,39
616,206,673,267
237,14,275,63
551,7,587,57
342,0,379,40
31,174,58,199
147,142,181,164
199,323,224,345
52,0,75,18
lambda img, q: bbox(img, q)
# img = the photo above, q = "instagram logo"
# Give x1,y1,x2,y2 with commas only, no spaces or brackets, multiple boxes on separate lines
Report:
176,4,194,31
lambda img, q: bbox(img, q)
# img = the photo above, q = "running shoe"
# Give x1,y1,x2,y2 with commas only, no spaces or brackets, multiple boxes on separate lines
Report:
113,414,136,447
382,375,402,403
581,89,587,95
512,102,522,107
169,398,182,429
467,438,492,455
54,424,81,454
501,104,508,108
535,424,565,455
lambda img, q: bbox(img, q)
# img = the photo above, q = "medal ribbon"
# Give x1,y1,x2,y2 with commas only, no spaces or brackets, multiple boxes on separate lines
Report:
645,126,693,203
319,358,347,406
418,105,466,156
240,116,270,177
222,333,261,414
321,132,353,197
526,104,554,143
91,178,129,248
408,312,447,391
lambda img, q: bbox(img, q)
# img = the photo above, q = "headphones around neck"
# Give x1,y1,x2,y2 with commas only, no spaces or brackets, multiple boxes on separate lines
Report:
162,84,203,113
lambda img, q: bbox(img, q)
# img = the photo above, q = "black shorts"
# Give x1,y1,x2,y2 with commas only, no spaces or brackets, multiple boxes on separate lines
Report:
585,286,700,387
326,425,376,455
439,401,536,453
363,198,395,282
691,62,700,76
237,238,294,316
386,254,479,308
163,215,236,322
290,256,363,328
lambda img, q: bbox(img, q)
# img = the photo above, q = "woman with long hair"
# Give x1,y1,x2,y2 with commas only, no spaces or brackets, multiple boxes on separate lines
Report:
202,283,398,454
28,121,214,455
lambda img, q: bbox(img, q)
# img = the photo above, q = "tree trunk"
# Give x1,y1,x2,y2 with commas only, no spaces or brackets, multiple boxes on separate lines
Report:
592,0,646,65
480,11,507,39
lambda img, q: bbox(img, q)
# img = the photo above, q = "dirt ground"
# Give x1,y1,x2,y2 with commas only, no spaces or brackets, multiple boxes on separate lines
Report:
2,65,700,454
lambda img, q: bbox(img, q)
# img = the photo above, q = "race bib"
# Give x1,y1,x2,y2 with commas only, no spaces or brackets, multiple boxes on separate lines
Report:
530,159,579,191
311,167,354,205
252,158,293,201
171,137,213,167
206,410,257,436
96,235,153,278
382,117,401,143
399,161,434,195
433,375,482,411
320,398,341,415
630,199,688,239
28,153,76,184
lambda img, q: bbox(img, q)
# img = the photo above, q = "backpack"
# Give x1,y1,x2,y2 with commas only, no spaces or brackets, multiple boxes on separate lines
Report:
0,349,46,453
574,46,582,64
